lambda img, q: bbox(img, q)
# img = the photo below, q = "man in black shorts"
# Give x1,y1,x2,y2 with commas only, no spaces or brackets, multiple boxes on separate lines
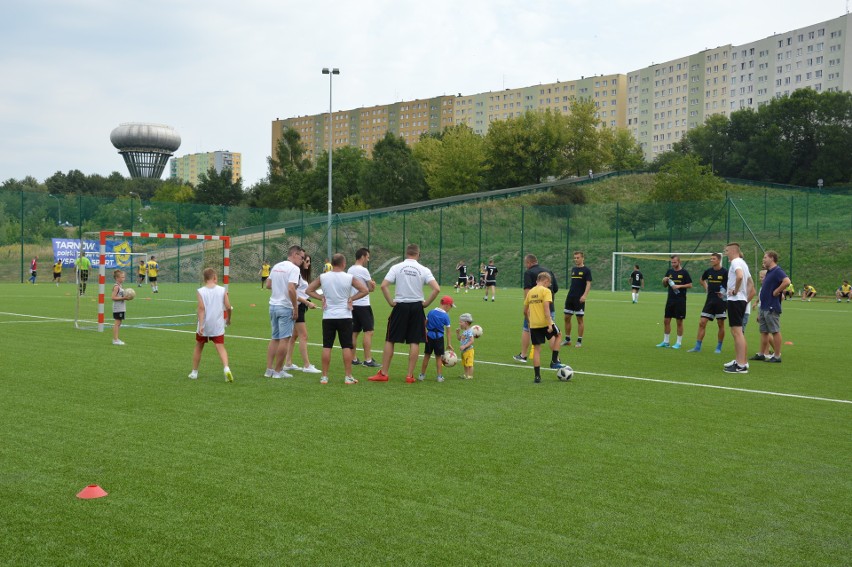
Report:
687,253,728,354
561,251,592,348
369,244,441,383
348,248,381,367
656,255,692,349
630,264,643,303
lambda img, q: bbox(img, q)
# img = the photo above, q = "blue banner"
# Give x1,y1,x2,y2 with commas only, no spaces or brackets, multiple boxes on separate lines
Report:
52,239,134,268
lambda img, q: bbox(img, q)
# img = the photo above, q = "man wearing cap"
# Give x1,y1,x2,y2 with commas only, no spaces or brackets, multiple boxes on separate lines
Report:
419,295,455,382
369,243,441,383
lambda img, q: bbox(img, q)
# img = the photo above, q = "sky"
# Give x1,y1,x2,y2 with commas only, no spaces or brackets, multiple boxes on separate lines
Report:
0,0,847,188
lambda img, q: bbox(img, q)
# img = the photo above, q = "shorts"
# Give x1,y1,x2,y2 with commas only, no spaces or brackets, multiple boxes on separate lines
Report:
522,310,556,332
563,296,585,316
839,291,852,298
485,279,496,286
79,270,89,281
631,285,641,290
149,277,157,283
726,300,747,327
758,310,781,334
385,301,426,344
113,311,125,321
352,305,375,333
269,304,295,340
295,302,308,323
461,349,474,367
664,298,687,320
322,318,354,349
261,276,268,285
196,333,224,344
457,277,467,287
53,273,61,280
700,295,727,320
424,336,446,356
530,324,560,345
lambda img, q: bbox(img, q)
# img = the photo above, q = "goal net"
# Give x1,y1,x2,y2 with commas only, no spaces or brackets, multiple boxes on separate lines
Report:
75,231,230,332
611,252,716,293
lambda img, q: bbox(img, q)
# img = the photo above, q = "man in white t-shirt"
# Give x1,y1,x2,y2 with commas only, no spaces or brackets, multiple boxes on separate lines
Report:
369,243,441,384
264,245,304,379
723,242,752,374
347,247,380,368
307,253,369,385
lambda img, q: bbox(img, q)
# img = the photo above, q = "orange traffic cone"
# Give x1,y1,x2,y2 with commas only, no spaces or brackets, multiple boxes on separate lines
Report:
77,485,108,499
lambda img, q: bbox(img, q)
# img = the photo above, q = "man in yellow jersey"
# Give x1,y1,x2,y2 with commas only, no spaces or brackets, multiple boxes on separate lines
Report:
146,256,160,293
260,260,271,289
836,280,851,303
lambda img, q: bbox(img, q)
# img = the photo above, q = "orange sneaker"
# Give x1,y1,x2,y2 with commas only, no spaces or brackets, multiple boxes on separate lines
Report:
405,375,416,384
368,371,389,382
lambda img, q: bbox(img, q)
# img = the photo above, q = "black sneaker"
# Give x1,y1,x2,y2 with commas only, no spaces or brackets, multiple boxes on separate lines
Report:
765,357,782,363
749,353,766,361
723,364,749,374
534,376,541,383
351,358,362,366
363,359,382,368
513,354,528,363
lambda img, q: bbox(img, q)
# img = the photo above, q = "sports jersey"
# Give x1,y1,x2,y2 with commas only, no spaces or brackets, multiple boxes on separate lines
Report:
524,265,558,297
146,259,159,278
318,271,354,319
568,266,592,298
53,261,62,275
485,264,498,282
384,258,435,303
524,284,553,329
664,268,692,299
197,284,227,337
261,263,271,277
457,264,467,279
75,256,91,271
840,283,852,294
31,258,37,271
138,263,146,276
425,307,451,339
113,283,126,314
630,270,643,288
804,285,816,295
347,264,372,307
701,267,727,295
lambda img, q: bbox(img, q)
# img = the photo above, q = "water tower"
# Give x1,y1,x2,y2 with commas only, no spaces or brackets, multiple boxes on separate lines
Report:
110,123,181,179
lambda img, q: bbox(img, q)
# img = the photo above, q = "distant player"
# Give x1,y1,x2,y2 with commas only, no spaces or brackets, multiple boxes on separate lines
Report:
629,264,643,303
836,280,851,303
456,260,468,293
687,253,728,354
656,255,693,349
484,259,498,301
53,259,62,286
561,251,592,348
188,268,234,382
136,259,146,287
146,256,160,293
75,251,91,296
260,260,271,289
28,256,37,284
801,284,816,302
111,270,127,346
783,282,795,300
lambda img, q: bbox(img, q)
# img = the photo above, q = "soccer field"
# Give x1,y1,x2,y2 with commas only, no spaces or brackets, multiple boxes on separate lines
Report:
2,282,850,565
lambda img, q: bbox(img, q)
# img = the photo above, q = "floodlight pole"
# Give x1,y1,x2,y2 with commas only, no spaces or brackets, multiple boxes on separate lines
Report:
48,194,61,225
322,67,340,261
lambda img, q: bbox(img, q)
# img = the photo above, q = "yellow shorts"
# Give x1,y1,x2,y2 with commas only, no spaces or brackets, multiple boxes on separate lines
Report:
461,349,474,367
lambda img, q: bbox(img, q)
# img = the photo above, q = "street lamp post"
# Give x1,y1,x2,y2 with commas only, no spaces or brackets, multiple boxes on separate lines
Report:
710,144,714,175
48,194,61,225
322,67,339,261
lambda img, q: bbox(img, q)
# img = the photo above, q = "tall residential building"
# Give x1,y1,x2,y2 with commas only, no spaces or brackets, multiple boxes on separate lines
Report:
169,151,242,186
273,13,851,164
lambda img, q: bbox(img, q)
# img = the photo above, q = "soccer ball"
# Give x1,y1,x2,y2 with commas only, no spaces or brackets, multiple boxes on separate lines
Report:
556,365,574,381
471,324,483,338
123,288,136,300
441,351,458,367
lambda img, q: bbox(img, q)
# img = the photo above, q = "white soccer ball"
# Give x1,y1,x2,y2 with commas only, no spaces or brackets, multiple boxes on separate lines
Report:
122,288,136,300
471,324,483,338
441,351,458,367
556,365,574,381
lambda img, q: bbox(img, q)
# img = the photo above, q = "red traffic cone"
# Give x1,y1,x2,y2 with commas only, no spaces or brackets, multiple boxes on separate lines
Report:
77,485,108,499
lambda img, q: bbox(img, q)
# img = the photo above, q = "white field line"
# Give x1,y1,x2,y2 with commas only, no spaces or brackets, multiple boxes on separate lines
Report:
2,310,849,405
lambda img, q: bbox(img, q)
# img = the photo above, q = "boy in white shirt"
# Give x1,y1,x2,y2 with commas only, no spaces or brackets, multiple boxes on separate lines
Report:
189,268,233,382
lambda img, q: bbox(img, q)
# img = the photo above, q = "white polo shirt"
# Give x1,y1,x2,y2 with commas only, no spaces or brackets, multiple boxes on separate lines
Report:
319,271,354,319
347,264,372,307
383,258,435,303
726,257,751,302
269,260,300,309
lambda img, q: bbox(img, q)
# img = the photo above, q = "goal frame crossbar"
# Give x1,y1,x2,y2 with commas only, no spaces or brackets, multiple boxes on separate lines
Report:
611,251,714,292
91,231,230,332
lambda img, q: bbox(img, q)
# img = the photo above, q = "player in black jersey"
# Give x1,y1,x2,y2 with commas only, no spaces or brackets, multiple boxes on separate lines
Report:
629,265,643,303
456,260,468,293
483,259,498,301
687,253,728,353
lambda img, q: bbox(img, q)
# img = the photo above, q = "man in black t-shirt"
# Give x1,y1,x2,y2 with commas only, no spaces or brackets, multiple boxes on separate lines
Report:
561,251,592,348
656,255,692,349
688,253,728,353
513,254,564,368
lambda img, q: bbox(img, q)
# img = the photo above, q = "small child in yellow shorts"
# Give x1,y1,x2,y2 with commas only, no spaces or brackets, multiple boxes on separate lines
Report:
456,313,476,379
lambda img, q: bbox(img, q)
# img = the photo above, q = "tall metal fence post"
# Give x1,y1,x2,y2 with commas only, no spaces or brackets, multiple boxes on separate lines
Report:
477,208,482,271
439,209,444,284
520,207,525,287
402,211,407,256
262,220,266,261
789,196,795,281
615,201,620,260
367,213,371,251
20,190,24,283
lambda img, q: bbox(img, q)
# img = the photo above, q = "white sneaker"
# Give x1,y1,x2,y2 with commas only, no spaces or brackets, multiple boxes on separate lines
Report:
272,371,293,379
264,368,274,378
417,373,426,381
112,339,125,346
724,359,748,369
224,368,233,382
188,372,198,380
301,365,321,374
437,375,444,383
320,376,329,384
344,376,358,385
282,363,299,371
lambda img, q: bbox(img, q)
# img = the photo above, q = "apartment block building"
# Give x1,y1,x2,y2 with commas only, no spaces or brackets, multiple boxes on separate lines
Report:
169,151,242,186
273,13,850,164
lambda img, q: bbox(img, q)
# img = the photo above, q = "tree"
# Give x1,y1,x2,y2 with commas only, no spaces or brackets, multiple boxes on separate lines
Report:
604,128,646,171
359,133,426,207
562,98,609,177
152,180,195,203
303,146,368,212
414,124,487,199
195,168,244,206
649,154,724,230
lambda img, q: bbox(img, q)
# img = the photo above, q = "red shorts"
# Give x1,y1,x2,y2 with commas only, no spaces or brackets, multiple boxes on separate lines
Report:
196,333,224,344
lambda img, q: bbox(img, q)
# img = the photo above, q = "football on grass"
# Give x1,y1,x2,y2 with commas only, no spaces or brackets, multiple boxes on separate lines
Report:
123,288,136,300
556,365,574,381
471,324,483,338
441,351,458,367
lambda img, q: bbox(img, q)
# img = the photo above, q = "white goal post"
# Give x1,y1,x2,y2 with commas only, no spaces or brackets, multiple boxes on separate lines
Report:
87,231,231,332
611,252,715,292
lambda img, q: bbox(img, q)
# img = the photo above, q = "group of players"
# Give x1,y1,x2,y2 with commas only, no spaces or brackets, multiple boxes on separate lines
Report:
454,260,499,300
